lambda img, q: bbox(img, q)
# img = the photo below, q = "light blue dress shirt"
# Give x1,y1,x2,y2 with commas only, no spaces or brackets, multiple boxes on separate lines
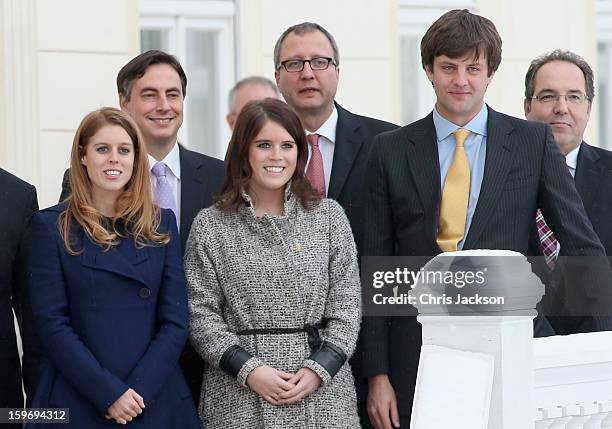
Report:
433,104,488,250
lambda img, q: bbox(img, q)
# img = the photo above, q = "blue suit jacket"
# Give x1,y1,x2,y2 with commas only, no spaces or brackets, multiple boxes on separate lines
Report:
28,204,199,428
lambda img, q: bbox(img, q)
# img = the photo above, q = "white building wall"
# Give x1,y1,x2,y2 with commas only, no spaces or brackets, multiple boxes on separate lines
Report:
479,0,598,145
0,0,139,208
236,0,401,125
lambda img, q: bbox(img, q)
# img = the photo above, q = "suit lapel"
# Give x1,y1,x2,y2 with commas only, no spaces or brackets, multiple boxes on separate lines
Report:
80,231,149,285
328,104,363,199
575,142,600,216
406,114,441,222
179,144,208,250
463,107,515,249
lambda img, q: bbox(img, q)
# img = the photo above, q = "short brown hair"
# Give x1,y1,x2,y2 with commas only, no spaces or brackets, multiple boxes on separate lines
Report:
421,9,502,77
116,50,187,101
216,99,320,211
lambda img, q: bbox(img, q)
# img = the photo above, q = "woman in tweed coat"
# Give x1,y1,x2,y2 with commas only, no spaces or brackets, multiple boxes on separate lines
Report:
184,99,361,428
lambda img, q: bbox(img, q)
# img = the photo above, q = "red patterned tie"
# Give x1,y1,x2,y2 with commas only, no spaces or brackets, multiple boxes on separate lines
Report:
306,133,326,197
536,209,558,269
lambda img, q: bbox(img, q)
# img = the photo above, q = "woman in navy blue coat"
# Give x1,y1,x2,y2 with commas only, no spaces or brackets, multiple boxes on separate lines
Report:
28,107,200,428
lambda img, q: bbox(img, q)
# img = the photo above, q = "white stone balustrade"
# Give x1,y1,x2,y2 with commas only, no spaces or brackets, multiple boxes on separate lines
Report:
408,250,612,429
534,332,612,428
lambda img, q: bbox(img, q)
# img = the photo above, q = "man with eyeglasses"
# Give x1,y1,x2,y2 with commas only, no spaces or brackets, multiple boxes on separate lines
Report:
273,22,397,428
525,50,612,335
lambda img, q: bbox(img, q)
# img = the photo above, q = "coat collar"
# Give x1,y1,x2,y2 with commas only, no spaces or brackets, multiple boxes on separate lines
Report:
79,224,150,286
463,106,515,248
405,112,441,215
178,144,209,249
239,184,297,222
328,102,364,199
575,142,600,214
50,202,151,285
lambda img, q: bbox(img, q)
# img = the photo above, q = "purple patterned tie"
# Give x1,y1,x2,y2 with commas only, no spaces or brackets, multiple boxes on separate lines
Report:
151,162,178,224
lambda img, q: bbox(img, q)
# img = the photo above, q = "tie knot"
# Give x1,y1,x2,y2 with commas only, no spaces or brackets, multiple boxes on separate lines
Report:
307,133,320,148
453,128,470,148
152,162,168,178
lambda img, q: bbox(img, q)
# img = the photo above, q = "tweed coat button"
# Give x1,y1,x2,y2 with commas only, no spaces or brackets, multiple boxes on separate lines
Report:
139,287,151,299
294,242,302,251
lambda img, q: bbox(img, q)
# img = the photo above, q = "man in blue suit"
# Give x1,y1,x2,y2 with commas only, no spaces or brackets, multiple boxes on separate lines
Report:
60,51,224,405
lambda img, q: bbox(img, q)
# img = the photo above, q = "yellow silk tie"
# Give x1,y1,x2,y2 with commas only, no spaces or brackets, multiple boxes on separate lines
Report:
437,128,471,252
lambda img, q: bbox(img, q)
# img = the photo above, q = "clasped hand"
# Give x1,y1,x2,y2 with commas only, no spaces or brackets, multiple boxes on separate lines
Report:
246,366,322,405
106,388,145,425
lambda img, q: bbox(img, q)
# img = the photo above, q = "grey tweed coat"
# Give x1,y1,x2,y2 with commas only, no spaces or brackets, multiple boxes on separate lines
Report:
184,191,361,428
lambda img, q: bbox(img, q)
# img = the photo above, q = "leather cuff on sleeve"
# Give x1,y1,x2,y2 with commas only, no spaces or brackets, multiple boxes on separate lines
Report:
219,345,253,378
307,341,347,379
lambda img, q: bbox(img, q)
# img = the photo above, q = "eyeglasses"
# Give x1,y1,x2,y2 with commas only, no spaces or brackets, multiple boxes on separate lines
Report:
277,57,336,73
528,92,590,105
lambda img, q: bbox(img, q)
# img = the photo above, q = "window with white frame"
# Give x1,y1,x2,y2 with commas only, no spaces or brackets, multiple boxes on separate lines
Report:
140,0,235,159
398,1,475,125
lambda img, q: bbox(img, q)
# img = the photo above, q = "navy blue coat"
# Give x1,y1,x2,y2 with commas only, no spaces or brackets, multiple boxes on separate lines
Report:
27,204,200,428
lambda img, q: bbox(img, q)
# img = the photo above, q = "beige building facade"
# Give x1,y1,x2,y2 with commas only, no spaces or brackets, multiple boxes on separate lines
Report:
0,0,601,207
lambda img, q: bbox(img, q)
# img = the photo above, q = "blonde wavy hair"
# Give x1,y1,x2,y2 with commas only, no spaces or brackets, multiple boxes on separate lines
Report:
60,107,169,254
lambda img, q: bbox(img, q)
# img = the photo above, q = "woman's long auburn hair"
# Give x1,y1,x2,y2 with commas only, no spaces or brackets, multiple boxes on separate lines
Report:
216,98,321,211
60,107,169,254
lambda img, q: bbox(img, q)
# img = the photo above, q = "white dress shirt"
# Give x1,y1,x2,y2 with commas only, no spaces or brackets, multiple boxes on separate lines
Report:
306,105,338,195
148,142,181,228
565,144,580,179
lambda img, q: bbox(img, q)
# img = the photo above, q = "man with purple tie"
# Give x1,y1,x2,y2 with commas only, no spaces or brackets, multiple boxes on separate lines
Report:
60,51,224,406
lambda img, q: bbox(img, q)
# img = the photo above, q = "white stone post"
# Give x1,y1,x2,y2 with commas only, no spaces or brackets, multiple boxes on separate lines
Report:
410,250,545,429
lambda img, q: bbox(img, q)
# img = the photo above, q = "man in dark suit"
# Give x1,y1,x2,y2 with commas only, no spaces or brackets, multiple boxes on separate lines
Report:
0,169,39,420
273,22,397,427
60,51,224,403
361,10,611,429
525,50,612,334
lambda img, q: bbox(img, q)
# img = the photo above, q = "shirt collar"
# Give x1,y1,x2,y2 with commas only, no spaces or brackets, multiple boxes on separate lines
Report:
148,141,181,179
565,144,580,171
432,103,488,142
307,104,338,144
